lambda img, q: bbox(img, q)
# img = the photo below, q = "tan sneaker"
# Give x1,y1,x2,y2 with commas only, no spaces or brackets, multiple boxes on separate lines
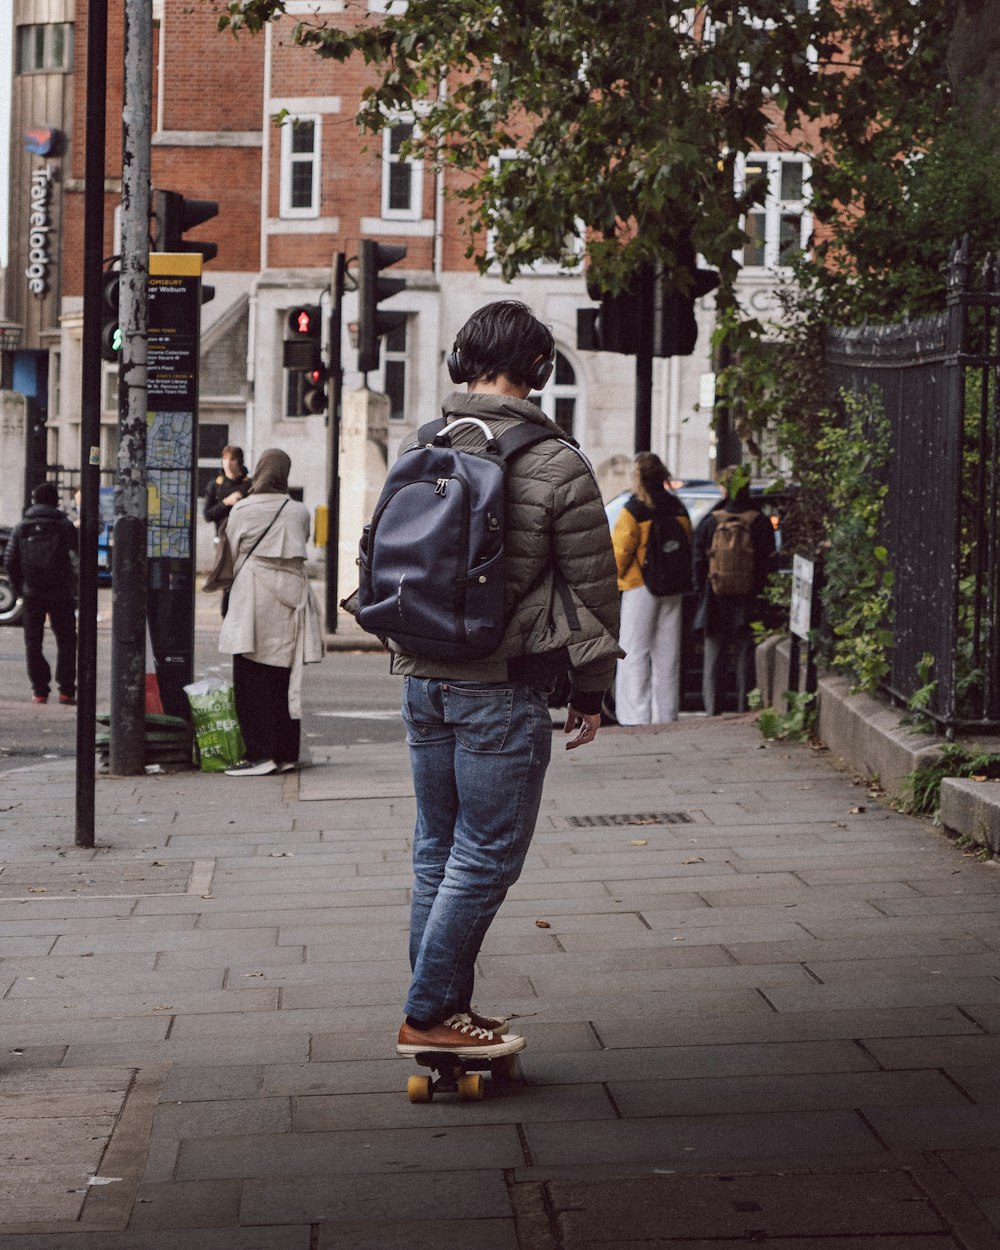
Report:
397,1013,526,1059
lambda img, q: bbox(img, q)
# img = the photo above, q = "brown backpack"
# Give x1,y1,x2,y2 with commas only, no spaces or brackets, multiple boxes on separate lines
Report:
708,510,757,597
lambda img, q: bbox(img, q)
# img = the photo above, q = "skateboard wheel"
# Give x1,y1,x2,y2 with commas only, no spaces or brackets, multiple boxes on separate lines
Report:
407,1075,433,1103
457,1072,484,1101
491,1055,519,1082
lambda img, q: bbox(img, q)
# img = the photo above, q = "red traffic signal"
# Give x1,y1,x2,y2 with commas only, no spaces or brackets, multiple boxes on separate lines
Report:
288,306,321,337
302,367,328,415
283,305,323,371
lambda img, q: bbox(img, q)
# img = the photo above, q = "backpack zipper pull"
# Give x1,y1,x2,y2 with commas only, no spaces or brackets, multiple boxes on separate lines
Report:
434,477,448,496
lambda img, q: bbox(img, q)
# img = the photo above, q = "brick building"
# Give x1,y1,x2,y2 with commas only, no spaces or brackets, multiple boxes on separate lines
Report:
1,0,812,584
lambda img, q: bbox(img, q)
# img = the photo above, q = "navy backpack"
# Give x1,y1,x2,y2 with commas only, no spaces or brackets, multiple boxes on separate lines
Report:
356,416,556,660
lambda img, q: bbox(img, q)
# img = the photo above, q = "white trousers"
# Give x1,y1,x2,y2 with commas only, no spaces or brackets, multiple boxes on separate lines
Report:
615,585,683,724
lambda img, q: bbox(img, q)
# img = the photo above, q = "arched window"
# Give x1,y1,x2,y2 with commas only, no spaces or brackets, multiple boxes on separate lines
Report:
530,350,578,438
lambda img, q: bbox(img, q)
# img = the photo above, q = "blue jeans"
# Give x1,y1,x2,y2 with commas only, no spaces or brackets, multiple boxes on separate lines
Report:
401,678,553,1024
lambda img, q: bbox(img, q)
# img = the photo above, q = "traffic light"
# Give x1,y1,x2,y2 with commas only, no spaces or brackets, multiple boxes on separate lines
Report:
283,305,322,371
357,239,407,374
576,247,720,358
151,189,219,263
655,238,720,358
100,267,121,362
302,367,327,415
576,270,650,355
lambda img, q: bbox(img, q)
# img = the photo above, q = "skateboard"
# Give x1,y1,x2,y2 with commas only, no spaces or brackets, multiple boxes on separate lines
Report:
405,1049,523,1102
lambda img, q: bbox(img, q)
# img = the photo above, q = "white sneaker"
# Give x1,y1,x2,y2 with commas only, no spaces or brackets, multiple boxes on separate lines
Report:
224,758,278,776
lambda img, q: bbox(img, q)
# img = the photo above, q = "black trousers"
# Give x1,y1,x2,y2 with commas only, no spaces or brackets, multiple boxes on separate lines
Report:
22,596,77,698
232,653,300,764
702,628,754,717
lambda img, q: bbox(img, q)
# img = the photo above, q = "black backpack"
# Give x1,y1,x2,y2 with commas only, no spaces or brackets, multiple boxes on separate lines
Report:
356,416,557,660
628,499,691,597
20,517,69,585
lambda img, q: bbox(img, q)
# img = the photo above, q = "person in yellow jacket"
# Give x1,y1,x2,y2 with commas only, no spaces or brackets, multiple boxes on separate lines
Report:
611,452,692,723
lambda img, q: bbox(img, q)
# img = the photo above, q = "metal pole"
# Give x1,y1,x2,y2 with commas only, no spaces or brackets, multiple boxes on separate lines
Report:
75,0,110,846
325,253,345,633
110,0,152,775
633,268,654,453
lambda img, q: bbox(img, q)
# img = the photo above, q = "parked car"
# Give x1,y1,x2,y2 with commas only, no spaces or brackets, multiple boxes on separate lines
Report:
0,525,24,626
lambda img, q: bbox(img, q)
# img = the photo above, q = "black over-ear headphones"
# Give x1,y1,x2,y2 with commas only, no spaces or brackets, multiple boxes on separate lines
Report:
447,346,554,391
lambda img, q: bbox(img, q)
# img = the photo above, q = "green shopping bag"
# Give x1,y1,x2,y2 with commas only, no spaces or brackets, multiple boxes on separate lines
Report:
183,678,245,772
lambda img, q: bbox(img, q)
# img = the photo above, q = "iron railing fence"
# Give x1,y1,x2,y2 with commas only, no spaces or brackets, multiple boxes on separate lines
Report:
826,238,1000,734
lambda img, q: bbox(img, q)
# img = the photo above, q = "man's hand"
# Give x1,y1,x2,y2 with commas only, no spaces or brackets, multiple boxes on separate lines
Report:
564,704,600,750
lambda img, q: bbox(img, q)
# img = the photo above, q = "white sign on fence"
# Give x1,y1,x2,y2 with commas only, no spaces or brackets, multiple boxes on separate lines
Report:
790,554,814,641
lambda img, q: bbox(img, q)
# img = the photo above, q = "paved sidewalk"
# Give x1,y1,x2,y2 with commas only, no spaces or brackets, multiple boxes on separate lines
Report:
2,716,1000,1247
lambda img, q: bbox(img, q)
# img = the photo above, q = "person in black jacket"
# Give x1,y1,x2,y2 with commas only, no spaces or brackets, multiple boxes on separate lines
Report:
203,445,251,535
5,482,79,705
693,466,776,716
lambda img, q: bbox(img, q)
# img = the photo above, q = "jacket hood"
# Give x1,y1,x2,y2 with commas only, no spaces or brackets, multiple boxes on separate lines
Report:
442,391,578,447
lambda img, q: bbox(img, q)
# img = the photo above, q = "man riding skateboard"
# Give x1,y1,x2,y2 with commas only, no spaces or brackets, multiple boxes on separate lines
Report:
389,301,621,1063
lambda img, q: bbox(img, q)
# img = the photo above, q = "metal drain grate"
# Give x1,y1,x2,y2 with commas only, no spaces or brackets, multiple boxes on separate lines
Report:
563,811,694,828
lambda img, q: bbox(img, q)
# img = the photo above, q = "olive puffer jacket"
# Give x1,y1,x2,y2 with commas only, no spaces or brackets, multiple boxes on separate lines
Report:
388,391,622,712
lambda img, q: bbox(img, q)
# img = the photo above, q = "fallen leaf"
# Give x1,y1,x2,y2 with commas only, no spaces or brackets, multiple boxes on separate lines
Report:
629,839,648,846
831,822,848,829
672,936,686,941
682,857,704,865
151,861,166,867
971,775,988,783
28,887,47,894
270,851,293,858
244,972,264,978
201,894,214,900
849,806,866,814
152,1005,172,1012
535,919,551,929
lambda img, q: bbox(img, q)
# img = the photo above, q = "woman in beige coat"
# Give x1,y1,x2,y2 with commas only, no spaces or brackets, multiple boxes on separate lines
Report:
218,449,323,775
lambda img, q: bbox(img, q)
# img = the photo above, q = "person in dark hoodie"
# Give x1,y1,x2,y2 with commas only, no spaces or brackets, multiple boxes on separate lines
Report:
693,464,776,716
611,452,692,723
4,482,79,705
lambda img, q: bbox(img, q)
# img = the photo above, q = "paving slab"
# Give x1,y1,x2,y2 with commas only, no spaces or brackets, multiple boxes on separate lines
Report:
177,1123,526,1180
240,1170,512,1225
546,1170,946,1241
523,1110,882,1168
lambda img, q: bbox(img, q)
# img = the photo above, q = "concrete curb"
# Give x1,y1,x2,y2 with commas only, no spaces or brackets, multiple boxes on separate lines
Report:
814,672,943,797
756,634,1000,855
941,777,1000,854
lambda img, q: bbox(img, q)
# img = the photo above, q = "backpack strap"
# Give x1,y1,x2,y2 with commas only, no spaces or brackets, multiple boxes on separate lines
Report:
416,417,448,445
417,416,556,464
493,422,557,463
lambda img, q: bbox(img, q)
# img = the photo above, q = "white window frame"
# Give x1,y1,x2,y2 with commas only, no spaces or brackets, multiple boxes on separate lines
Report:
279,115,321,219
487,150,584,275
16,22,74,74
381,122,423,222
381,318,410,421
736,152,811,273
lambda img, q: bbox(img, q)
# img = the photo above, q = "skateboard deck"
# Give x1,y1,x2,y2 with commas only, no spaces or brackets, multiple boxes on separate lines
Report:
405,1049,523,1102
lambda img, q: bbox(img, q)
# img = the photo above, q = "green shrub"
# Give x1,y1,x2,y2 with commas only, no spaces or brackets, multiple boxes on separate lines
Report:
903,743,1000,823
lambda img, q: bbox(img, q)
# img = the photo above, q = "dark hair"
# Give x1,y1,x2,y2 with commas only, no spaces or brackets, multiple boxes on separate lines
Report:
633,452,670,507
222,445,244,465
453,301,554,388
32,482,59,507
